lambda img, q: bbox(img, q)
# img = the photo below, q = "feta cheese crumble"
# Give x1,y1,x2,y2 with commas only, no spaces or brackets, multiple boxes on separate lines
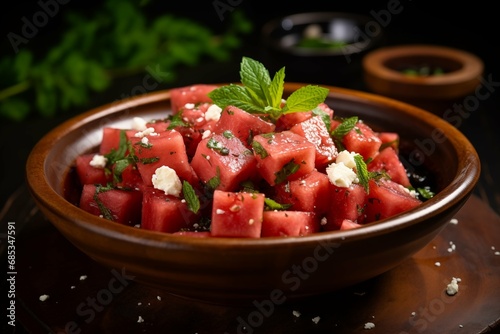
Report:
89,154,107,169
204,104,222,122
137,315,144,323
449,218,458,225
312,316,321,324
132,117,148,131
80,275,87,281
152,166,182,197
335,150,357,168
326,162,358,187
39,294,49,302
292,310,301,318
364,322,375,329
446,277,461,296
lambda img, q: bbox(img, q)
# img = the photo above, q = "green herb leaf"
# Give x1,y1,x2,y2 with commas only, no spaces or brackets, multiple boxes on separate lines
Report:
282,85,329,114
251,140,268,159
182,181,200,214
417,186,435,199
264,198,292,211
331,116,358,139
208,56,328,122
93,184,115,220
206,166,221,190
354,154,370,193
274,160,300,184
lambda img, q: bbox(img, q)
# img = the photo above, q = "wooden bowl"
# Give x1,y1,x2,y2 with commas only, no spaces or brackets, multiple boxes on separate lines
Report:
25,83,480,305
362,44,484,113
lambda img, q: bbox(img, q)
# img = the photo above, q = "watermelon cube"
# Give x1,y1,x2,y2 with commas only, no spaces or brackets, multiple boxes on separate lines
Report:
210,190,265,238
132,130,199,187
339,219,363,230
99,128,136,155
170,84,218,114
289,115,338,170
79,184,142,226
272,170,331,215
368,147,411,187
141,187,200,233
212,106,276,147
75,153,111,185
276,102,334,130
364,179,422,223
191,132,258,191
341,122,382,160
324,183,367,231
261,211,320,237
252,131,316,186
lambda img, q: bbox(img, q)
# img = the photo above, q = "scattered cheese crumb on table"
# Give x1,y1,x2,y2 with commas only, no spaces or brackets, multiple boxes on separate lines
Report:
137,315,144,323
39,294,49,301
292,310,301,318
312,316,320,324
364,322,375,329
80,275,87,281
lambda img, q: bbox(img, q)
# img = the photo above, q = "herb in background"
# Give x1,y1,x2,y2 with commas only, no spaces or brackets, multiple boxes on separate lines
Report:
0,0,252,121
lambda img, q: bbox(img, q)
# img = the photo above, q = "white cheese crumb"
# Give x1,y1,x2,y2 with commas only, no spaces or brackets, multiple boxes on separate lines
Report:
449,218,458,225
80,275,87,281
249,219,255,225
184,103,195,109
326,162,358,187
39,294,49,302
435,262,441,267
204,104,222,122
320,217,327,226
292,310,301,318
132,117,148,131
216,209,225,215
492,246,496,250
446,277,460,296
202,130,211,139
495,251,500,256
70,286,75,289
447,241,456,253
459,324,464,328
141,137,149,145
157,296,161,301
134,127,157,138
364,322,375,329
137,316,144,323
336,150,357,168
152,166,182,197
312,316,320,324
411,312,416,317
89,154,107,168
138,302,142,305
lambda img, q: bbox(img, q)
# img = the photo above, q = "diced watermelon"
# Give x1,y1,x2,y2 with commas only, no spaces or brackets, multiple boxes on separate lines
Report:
261,211,320,237
341,122,382,160
132,130,199,187
364,179,422,223
276,102,334,131
99,128,136,155
141,187,200,233
191,132,258,191
368,147,411,187
289,115,337,170
112,161,145,191
252,131,316,186
79,184,142,226
210,190,265,238
272,170,331,215
339,219,362,230
170,84,218,114
378,132,400,152
212,106,276,148
324,183,367,231
75,154,110,185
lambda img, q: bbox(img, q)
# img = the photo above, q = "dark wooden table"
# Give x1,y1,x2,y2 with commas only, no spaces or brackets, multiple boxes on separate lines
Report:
2,2,500,333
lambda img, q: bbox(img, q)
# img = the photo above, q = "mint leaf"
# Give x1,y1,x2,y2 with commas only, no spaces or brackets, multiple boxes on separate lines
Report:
354,154,370,193
240,57,272,105
208,84,262,112
331,116,358,138
264,198,292,211
282,85,329,114
183,181,200,214
268,66,285,109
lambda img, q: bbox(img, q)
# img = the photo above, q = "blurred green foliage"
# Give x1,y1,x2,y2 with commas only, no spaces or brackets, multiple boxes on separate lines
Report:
0,0,252,121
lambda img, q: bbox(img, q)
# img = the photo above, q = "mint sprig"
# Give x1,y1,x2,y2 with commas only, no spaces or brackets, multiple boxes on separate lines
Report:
208,57,329,122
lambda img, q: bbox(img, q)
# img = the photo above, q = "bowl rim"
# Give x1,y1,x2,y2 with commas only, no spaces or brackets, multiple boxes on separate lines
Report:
26,83,481,249
261,11,384,57
362,44,484,86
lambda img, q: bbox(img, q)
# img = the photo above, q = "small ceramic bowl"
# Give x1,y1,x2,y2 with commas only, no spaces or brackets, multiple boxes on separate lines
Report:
261,12,385,85
26,83,480,305
362,44,484,113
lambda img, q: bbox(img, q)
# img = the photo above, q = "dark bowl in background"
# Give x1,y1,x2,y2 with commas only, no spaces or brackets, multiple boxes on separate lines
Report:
260,12,385,86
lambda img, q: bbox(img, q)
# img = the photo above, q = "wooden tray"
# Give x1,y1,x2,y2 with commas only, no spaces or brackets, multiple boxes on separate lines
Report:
3,185,500,333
